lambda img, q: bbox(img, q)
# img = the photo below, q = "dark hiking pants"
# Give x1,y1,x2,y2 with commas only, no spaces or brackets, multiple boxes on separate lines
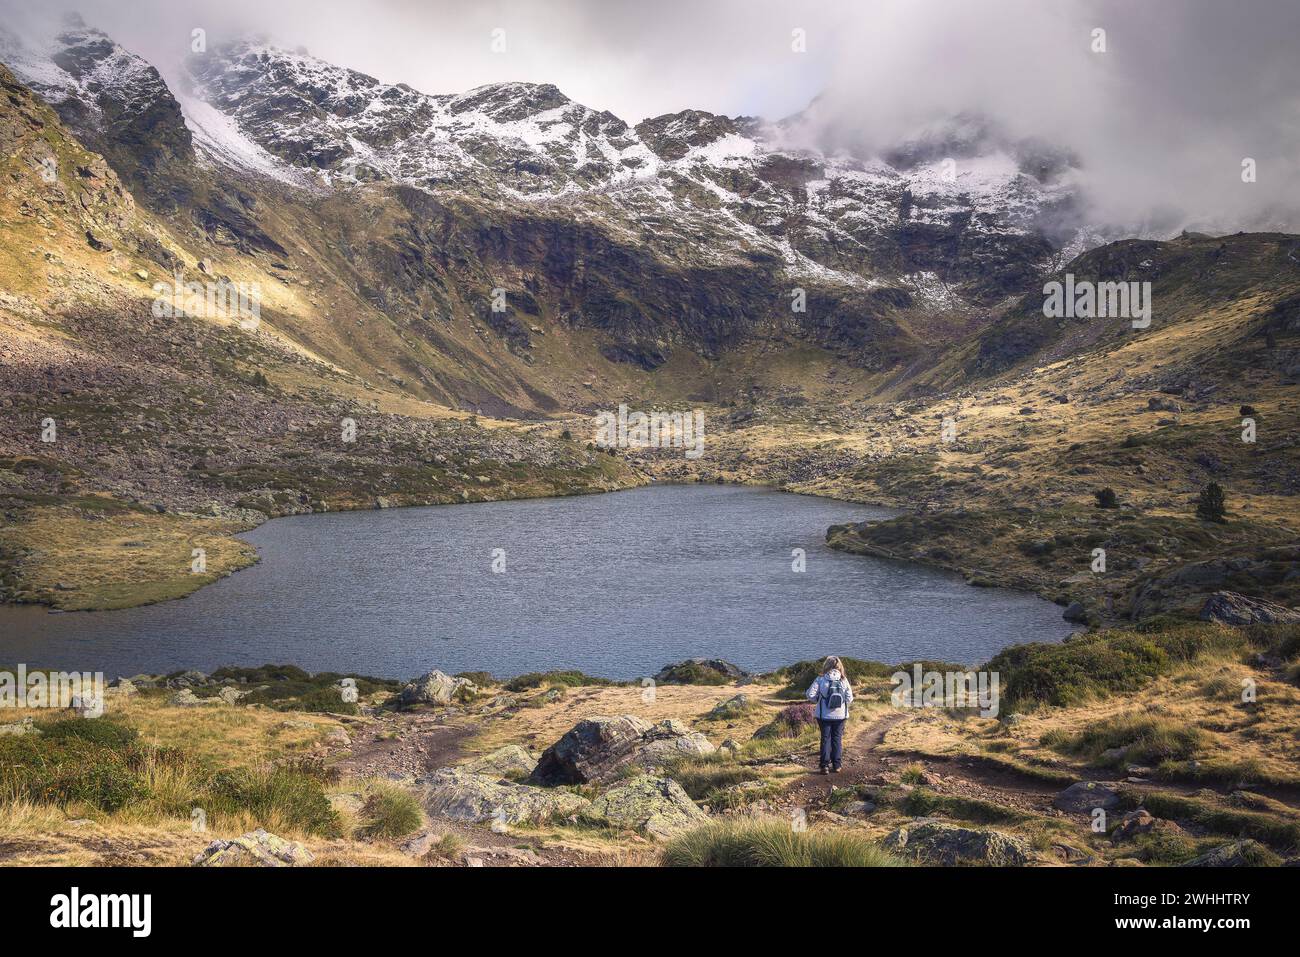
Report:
818,718,845,770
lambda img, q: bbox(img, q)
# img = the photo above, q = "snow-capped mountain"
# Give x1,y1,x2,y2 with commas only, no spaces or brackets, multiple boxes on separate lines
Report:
173,40,1085,293
0,15,193,189
2,21,1086,294
0,17,1101,386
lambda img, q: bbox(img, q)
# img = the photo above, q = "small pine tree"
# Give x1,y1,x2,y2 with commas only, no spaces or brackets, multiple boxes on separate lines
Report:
1196,482,1227,523
1094,487,1119,509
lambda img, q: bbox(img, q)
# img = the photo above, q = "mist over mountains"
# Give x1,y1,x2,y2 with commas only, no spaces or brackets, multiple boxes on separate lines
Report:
2,0,1296,239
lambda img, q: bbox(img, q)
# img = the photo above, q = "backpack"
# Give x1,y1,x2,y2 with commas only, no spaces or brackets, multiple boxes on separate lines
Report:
823,677,845,712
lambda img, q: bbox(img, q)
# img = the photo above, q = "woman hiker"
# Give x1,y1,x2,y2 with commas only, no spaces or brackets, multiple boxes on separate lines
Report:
806,656,853,774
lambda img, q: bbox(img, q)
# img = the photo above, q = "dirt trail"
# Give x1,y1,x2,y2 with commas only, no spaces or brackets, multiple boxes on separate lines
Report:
784,709,912,810
333,708,615,866
783,710,1073,817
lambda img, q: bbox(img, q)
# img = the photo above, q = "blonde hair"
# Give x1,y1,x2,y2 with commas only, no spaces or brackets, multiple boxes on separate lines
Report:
822,656,846,679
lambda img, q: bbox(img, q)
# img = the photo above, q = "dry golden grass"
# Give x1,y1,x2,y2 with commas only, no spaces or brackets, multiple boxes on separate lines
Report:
884,654,1300,789
0,503,258,610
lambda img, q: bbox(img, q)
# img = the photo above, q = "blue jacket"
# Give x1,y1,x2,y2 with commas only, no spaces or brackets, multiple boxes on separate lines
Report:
806,670,853,720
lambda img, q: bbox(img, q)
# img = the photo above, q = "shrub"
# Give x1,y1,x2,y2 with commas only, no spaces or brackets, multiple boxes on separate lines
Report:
358,782,424,839
40,718,139,749
1094,487,1119,509
212,665,399,712
1196,482,1227,522
772,658,961,698
503,670,614,692
205,766,341,837
0,734,149,812
662,819,906,867
1045,714,1208,767
753,703,817,739
987,623,1245,710
899,762,926,785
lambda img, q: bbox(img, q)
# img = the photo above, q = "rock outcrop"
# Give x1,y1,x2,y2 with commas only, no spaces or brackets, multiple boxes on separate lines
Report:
400,670,477,707
882,820,1031,866
1109,809,1186,844
1199,591,1300,626
193,829,314,867
1187,840,1277,867
586,776,708,840
1053,781,1121,814
529,715,713,785
462,745,538,779
422,768,589,825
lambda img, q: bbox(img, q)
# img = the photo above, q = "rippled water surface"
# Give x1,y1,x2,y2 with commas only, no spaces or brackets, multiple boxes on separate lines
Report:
0,485,1074,679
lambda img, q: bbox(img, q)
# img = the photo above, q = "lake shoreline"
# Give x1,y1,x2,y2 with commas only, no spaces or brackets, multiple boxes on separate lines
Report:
0,485,1074,679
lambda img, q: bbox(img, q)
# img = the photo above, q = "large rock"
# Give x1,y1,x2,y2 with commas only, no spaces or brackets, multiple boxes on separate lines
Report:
422,768,590,825
529,715,654,785
882,820,1031,866
462,745,538,778
193,829,314,867
1199,591,1300,626
529,715,713,785
634,719,717,768
586,776,708,841
400,670,477,707
1053,781,1121,814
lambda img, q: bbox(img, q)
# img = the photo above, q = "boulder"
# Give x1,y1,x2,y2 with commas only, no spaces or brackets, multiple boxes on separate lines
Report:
707,694,751,720
168,689,211,707
586,776,708,840
634,719,716,767
1053,781,1121,814
400,670,477,707
530,716,714,784
462,745,538,778
529,715,654,785
166,670,208,689
882,821,1031,866
193,829,314,867
399,828,449,857
1187,840,1276,867
1199,591,1300,626
1110,808,1186,844
1062,601,1088,623
422,768,590,825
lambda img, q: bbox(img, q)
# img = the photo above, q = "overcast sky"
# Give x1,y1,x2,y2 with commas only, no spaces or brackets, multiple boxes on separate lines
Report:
3,0,1297,232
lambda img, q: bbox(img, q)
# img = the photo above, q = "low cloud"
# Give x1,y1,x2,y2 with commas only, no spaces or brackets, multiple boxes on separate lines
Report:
2,0,1295,234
